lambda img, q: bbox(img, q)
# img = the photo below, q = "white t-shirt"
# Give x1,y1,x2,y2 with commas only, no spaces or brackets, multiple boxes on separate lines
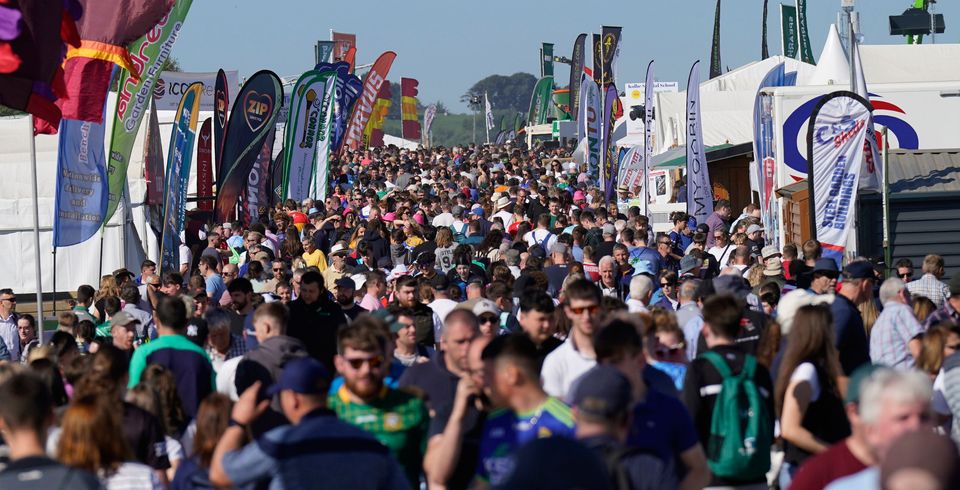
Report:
493,210,515,228
789,362,822,402
101,462,162,490
524,228,557,253
217,356,242,401
179,244,193,279
708,244,733,267
428,298,458,326
541,336,597,399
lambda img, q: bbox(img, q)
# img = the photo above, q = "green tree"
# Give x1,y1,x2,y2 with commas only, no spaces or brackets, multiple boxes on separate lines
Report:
462,73,538,113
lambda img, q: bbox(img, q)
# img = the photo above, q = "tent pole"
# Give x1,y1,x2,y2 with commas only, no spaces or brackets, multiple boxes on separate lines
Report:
28,115,44,342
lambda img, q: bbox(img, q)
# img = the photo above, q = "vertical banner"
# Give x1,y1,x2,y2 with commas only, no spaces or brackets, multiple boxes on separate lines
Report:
54,106,108,247
752,63,786,248
215,70,283,223
362,81,392,149
686,61,714,225
578,75,601,184
780,4,798,59
317,61,362,154
270,147,285,208
422,104,438,147
104,0,193,225
484,93,495,131
602,84,619,202
852,40,881,192
761,0,770,59
569,33,587,121
342,51,397,151
214,68,229,181
159,82,202,274
806,92,872,266
400,78,421,141
617,146,643,195
143,100,165,206
592,33,603,86
797,0,815,64
315,40,335,65
642,60,655,217
332,31,356,62
282,69,333,201
311,75,338,201
710,0,722,79
196,118,213,210
596,26,621,87
527,76,554,126
541,43,554,78
241,126,276,225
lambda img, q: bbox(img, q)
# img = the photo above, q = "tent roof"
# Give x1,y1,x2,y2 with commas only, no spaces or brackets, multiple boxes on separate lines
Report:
651,143,750,168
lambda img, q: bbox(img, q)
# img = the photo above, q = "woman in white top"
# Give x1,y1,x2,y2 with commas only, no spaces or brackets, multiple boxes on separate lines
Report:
58,395,163,489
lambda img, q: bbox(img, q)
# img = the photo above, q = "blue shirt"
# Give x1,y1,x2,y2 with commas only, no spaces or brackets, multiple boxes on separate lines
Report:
626,388,700,465
476,397,576,485
221,409,410,490
205,273,227,304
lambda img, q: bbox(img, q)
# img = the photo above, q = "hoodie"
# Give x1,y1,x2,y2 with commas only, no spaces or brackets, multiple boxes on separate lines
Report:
234,335,308,436
363,228,390,264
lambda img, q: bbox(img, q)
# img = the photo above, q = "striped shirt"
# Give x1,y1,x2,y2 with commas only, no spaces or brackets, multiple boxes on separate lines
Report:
907,274,951,307
870,302,925,370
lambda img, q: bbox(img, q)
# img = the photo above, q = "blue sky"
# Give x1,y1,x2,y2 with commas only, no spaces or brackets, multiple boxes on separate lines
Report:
174,0,957,112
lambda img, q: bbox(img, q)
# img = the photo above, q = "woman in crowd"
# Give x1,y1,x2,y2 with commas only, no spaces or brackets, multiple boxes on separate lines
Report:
171,394,234,490
16,313,40,364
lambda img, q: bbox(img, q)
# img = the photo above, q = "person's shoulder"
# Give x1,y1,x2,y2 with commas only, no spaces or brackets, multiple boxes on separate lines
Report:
542,397,575,427
385,387,427,410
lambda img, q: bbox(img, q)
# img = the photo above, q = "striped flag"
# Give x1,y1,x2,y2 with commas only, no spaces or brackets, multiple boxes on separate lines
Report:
400,77,420,140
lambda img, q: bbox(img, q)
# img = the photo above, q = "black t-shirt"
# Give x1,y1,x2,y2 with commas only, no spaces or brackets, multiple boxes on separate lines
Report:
534,336,564,370
428,403,488,490
696,308,768,356
397,354,460,413
0,456,101,489
594,241,616,260
340,303,367,321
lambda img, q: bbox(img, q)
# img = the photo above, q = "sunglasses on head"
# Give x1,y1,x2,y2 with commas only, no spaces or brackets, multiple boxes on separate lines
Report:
345,355,385,370
567,304,599,315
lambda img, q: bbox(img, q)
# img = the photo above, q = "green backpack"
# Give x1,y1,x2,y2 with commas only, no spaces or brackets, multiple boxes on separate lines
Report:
699,351,772,481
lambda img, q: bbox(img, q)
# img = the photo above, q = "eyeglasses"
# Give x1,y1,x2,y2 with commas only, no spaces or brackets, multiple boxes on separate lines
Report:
567,304,599,316
899,273,913,279
660,282,675,288
0,297,15,303
344,355,385,370
273,268,283,272
478,314,498,324
947,343,960,351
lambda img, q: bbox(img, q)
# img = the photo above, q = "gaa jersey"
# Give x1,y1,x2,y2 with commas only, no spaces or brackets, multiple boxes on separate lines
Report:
476,397,576,485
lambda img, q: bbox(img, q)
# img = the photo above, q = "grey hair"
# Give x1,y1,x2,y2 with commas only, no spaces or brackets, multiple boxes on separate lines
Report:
598,256,616,269
879,277,906,304
204,307,234,332
679,279,700,300
629,275,653,301
858,368,932,425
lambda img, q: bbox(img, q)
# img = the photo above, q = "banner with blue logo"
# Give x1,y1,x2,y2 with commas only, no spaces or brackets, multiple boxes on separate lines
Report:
160,82,203,274
53,106,108,248
686,61,714,225
806,91,873,267
752,62,788,248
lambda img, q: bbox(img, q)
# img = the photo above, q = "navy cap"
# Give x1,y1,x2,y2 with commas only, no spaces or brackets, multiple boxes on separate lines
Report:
334,277,356,290
570,366,632,419
843,261,875,280
266,357,330,396
813,258,840,275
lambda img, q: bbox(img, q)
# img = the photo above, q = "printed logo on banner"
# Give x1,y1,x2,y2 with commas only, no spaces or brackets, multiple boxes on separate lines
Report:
154,78,166,97
215,90,227,125
299,89,320,148
244,92,274,132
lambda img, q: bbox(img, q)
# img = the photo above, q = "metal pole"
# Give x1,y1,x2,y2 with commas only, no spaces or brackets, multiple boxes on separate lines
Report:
848,10,856,92
881,127,892,273
28,115,44,342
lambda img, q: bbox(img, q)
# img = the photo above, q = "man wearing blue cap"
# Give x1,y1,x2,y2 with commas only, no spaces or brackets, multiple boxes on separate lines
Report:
210,357,410,489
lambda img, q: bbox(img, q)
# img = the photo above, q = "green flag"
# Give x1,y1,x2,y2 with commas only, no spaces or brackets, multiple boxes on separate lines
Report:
527,76,554,126
797,0,815,63
104,0,193,225
541,43,554,78
781,4,798,59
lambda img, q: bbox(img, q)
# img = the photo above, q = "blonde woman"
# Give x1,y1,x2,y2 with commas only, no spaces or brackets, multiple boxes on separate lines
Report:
91,275,121,322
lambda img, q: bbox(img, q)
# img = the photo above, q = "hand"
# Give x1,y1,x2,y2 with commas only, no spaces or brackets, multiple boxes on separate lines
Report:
232,381,270,425
455,376,481,402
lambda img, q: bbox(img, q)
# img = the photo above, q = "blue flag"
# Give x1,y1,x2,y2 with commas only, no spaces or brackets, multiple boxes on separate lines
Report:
160,83,203,274
53,106,108,248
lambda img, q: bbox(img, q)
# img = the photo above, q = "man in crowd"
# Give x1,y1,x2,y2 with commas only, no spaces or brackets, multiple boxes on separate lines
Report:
517,290,562,366
323,242,353,291
906,254,951,307
335,277,366,321
0,288,19,362
392,275,442,348
809,258,839,295
833,261,875,381
705,199,731,249
360,270,387,312
870,278,924,369
925,275,960,327
199,255,227,305
288,271,344,371
227,277,257,348
399,309,479,413
542,279,601,398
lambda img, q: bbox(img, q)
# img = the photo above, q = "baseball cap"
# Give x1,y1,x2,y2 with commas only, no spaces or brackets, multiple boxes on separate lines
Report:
746,224,764,235
334,277,356,290
813,258,840,275
370,309,406,333
471,298,500,317
601,223,616,236
266,357,330,396
571,366,632,419
844,363,883,404
470,207,485,217
110,311,140,326
679,255,703,275
843,261,875,280
761,245,781,259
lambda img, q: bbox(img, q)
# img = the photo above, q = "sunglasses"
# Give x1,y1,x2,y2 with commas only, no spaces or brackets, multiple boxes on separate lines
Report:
273,268,284,272
1,297,15,303
344,355,385,370
478,314,498,324
899,273,913,279
567,304,599,316
947,344,960,351
660,282,675,288
656,343,685,356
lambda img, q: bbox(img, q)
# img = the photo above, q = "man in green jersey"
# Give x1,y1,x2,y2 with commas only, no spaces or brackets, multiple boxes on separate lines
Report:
330,318,429,487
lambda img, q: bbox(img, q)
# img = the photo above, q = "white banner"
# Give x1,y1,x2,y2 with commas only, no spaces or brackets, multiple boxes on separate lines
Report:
578,74,601,183
283,71,337,202
643,61,655,217
808,92,872,266
153,71,239,111
852,40,882,192
312,74,338,201
686,61,714,225
618,145,643,195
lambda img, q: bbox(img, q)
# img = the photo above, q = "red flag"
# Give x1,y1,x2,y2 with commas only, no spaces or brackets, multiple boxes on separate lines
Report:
331,31,355,61
342,51,396,151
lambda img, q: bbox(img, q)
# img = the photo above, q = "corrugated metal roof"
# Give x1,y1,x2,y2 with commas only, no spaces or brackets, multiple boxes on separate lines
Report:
888,149,960,195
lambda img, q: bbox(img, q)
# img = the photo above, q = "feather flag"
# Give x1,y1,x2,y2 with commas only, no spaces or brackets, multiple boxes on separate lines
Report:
400,77,420,141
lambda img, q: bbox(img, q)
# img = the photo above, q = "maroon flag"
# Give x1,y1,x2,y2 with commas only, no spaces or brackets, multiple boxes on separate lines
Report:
142,100,165,205
196,118,213,210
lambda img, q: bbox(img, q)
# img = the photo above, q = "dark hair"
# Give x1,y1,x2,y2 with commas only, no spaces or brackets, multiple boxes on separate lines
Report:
28,357,69,407
119,284,140,303
396,275,418,290
76,320,95,343
894,258,913,269
193,393,233,468
481,333,540,381
162,272,183,286
48,331,79,361
141,364,187,436
594,315,644,363
76,284,95,303
227,277,253,294
156,294,188,331
519,290,555,314
199,255,219,271
0,372,53,435
300,271,324,289
701,294,744,339
563,278,602,304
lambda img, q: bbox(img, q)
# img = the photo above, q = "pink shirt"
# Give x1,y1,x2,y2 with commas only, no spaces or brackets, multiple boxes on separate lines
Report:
359,293,382,312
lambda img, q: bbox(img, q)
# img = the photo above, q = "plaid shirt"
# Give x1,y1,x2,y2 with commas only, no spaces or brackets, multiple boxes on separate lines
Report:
870,302,925,370
206,334,247,367
925,300,960,329
907,273,951,307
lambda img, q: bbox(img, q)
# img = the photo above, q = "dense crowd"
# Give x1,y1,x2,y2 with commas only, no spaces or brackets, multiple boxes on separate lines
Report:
1,142,959,490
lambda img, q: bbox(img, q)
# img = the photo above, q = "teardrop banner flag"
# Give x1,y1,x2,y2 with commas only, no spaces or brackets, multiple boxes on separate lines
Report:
270,147,285,208
214,70,283,223
686,61,714,225
527,76,554,126
282,69,337,201
196,118,213,210
214,68,229,181
241,126,276,225
569,33,587,121
342,51,397,151
159,82,202,274
578,75,601,183
642,60,655,216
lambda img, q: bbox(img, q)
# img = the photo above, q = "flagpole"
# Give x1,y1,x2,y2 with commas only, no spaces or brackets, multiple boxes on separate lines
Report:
28,115,44,340
881,127,891,272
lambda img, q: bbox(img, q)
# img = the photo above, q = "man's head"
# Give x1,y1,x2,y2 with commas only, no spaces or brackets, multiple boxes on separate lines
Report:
594,314,646,379
895,258,914,282
227,277,254,310
155,294,188,333
811,258,840,294
253,302,287,343
571,365,633,438
204,308,234,354
442,309,480,372
160,272,183,295
856,368,933,461
109,311,139,351
481,334,542,408
628,275,654,306
76,285,95,307
272,260,286,280
701,294,743,347
840,261,877,305
334,277,356,306
0,372,54,442
198,255,218,276
563,279,602,337
518,290,556,345
390,307,418,352
395,276,418,308
335,322,390,401
271,357,331,425
221,263,239,284
298,271,324,304
598,256,616,287
140,259,157,277
802,239,822,263
921,254,945,279
366,270,387,297
879,277,911,306
715,199,732,219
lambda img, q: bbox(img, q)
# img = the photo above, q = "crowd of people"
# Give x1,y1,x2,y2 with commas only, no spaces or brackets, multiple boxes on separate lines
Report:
1,142,959,489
